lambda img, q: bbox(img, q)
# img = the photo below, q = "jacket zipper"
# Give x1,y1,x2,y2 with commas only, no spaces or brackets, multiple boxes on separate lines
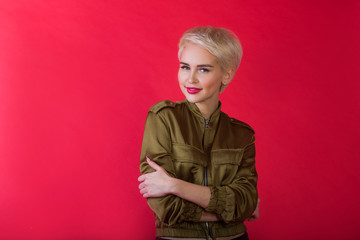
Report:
205,118,210,128
204,166,212,239
204,118,212,239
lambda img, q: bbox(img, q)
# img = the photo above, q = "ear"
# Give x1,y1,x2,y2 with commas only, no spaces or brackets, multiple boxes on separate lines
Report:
220,68,235,93
223,68,234,83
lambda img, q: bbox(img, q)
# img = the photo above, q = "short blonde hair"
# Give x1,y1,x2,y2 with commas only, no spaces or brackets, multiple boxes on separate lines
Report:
178,26,243,72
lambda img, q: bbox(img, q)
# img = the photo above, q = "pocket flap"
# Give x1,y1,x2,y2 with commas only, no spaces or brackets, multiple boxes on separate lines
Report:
172,144,207,166
211,149,244,165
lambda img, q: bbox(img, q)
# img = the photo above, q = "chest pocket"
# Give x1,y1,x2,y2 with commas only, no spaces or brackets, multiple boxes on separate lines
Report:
211,149,244,185
172,144,206,185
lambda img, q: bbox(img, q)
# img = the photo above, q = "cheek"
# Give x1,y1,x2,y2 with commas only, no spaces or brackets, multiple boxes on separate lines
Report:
178,71,186,84
203,76,222,90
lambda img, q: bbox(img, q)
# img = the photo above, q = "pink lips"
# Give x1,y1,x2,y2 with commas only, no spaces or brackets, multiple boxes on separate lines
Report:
186,87,202,94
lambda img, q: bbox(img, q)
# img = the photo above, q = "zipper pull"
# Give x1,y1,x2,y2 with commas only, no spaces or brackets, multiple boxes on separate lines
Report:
204,118,210,128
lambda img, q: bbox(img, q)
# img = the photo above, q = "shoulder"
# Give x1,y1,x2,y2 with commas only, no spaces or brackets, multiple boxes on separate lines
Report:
146,100,185,127
222,112,255,134
230,118,255,134
149,100,176,114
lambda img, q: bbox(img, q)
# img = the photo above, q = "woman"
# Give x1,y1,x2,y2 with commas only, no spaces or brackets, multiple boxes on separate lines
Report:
138,26,259,240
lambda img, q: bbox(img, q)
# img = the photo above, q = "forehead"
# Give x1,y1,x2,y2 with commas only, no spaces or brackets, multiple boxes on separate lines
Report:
179,43,218,65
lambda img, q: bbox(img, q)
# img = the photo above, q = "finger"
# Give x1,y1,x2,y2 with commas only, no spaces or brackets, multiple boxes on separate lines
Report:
249,214,259,221
141,189,150,198
140,188,147,195
138,182,145,189
138,175,145,182
146,156,162,171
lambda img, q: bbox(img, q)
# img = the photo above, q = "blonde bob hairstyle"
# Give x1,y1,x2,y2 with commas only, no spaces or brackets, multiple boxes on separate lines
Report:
178,26,243,73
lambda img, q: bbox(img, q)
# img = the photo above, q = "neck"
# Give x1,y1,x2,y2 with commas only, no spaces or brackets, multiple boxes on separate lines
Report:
195,99,219,119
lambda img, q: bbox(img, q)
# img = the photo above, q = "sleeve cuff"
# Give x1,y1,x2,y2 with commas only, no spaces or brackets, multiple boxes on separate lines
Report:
180,200,203,222
205,186,235,222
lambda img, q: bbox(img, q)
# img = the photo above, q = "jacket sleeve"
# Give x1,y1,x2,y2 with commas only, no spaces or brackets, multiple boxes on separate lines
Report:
205,136,258,223
139,111,203,226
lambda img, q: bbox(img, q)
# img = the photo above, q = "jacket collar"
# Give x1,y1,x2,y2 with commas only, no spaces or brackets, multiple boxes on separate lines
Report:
184,99,222,122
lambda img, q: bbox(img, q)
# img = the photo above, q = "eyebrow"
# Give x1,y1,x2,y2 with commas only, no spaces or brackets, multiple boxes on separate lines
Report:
180,62,214,68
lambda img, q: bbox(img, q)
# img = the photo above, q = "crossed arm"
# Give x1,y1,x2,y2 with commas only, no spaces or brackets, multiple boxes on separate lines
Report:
139,111,259,223
138,157,259,222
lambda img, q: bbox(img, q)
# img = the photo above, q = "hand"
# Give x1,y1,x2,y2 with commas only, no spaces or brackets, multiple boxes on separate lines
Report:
138,157,174,198
246,198,260,221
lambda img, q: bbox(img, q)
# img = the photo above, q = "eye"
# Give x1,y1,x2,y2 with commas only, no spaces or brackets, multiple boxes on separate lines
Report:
180,65,190,70
199,68,210,73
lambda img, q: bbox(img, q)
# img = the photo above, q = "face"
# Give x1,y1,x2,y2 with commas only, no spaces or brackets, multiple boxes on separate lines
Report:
178,43,229,109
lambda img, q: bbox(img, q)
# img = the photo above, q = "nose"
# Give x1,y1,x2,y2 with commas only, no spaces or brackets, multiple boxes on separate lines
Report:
187,70,198,83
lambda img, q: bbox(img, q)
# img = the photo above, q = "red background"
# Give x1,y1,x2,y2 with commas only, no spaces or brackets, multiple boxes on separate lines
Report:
1,0,360,239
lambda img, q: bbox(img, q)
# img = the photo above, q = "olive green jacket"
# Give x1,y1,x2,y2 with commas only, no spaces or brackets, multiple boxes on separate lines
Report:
140,100,258,239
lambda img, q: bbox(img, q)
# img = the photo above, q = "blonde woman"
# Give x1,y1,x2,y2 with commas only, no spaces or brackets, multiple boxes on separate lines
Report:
138,26,259,240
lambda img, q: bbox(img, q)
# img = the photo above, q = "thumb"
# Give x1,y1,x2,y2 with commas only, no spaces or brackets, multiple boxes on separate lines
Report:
146,156,162,171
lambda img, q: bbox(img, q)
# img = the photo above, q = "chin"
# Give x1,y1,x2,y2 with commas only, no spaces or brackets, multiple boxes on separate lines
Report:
185,95,198,103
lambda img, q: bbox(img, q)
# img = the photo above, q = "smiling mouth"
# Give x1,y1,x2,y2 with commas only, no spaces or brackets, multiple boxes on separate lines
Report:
186,87,202,94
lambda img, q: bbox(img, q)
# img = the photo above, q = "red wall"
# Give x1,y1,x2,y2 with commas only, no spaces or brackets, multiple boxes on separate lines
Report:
1,0,359,239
